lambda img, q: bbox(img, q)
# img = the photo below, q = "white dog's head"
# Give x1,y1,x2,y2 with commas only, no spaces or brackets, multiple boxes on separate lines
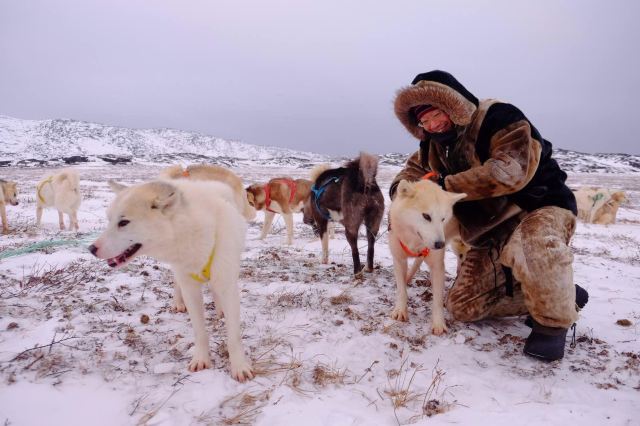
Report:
2,181,19,206
89,180,183,267
390,179,466,251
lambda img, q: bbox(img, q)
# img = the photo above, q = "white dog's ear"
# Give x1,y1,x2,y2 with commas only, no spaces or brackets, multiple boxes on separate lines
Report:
397,180,416,199
108,180,127,193
449,192,467,203
149,182,181,214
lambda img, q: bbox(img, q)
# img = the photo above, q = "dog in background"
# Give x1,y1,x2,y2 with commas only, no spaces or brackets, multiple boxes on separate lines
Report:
160,164,256,221
246,177,312,245
0,179,19,234
302,152,384,275
36,169,81,231
574,187,627,225
89,178,254,381
388,178,466,335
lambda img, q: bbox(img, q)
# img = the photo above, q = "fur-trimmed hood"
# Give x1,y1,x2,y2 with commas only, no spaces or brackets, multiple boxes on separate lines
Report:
394,70,479,140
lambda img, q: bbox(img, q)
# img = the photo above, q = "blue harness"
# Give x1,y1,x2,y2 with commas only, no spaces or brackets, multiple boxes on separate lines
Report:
311,176,341,220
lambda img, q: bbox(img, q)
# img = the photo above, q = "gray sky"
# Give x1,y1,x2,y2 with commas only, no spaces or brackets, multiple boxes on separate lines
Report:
1,1,638,156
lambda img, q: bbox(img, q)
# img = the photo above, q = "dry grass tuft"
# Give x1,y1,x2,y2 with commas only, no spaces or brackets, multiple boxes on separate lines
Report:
312,361,348,387
329,291,353,305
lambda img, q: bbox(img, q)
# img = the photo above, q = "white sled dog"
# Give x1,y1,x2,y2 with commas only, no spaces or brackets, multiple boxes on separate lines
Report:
89,179,254,381
0,179,19,234
36,169,81,231
388,178,466,335
160,164,256,221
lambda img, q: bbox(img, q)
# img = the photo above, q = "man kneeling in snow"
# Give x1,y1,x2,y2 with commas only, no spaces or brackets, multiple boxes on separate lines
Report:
390,70,588,361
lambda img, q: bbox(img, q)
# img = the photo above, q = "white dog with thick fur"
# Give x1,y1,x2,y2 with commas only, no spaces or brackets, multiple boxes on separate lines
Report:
89,179,253,381
389,179,466,335
36,169,81,231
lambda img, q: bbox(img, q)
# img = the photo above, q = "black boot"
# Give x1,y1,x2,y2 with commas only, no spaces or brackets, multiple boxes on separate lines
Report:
523,319,569,361
524,284,589,328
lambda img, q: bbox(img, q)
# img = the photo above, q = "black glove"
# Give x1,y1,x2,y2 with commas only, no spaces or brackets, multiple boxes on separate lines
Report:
437,173,448,190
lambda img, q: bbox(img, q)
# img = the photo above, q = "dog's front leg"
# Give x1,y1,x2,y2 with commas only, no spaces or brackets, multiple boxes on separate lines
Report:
260,210,275,240
175,273,211,372
405,257,423,285
425,250,448,335
1,203,7,234
320,225,329,264
171,276,187,313
390,244,409,321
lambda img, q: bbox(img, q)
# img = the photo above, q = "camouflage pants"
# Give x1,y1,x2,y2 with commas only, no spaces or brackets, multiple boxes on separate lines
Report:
446,206,578,328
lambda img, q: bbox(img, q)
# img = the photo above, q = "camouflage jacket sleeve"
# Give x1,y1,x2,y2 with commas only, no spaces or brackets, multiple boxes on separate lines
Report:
444,119,541,201
389,150,429,199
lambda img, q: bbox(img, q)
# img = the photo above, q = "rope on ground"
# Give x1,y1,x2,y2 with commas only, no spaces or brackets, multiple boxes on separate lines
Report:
0,232,99,261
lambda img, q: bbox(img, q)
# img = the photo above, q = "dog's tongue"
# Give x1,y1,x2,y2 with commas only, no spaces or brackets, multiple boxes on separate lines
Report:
105,243,142,267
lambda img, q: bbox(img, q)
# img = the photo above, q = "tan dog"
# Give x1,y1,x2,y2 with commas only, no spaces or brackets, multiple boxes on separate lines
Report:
574,187,627,224
160,164,256,221
0,179,19,234
246,178,312,245
36,169,81,231
388,179,466,335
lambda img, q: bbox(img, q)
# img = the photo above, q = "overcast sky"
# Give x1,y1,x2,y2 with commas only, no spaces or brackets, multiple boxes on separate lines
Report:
1,1,638,156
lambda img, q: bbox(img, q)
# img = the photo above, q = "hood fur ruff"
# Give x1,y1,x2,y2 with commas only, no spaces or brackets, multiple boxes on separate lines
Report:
394,79,478,140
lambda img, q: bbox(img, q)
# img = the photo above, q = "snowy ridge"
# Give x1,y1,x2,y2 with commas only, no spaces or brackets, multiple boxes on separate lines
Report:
0,115,326,166
1,114,639,173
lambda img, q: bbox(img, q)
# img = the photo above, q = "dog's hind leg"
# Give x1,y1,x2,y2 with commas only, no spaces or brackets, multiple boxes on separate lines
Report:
364,206,383,272
282,212,294,245
210,257,253,382
58,210,65,230
260,210,275,240
175,273,212,372
36,205,43,227
70,211,79,232
345,227,362,275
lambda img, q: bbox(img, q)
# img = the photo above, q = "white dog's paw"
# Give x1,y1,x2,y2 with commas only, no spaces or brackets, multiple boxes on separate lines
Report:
187,352,212,372
230,358,254,382
171,301,187,313
2,227,9,235
431,321,448,336
391,306,408,322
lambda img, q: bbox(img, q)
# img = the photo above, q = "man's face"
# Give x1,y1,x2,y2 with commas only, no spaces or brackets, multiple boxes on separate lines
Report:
418,108,453,133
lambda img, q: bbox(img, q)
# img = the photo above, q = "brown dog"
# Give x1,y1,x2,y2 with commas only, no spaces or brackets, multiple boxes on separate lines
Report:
1,179,19,234
161,164,256,221
246,178,312,245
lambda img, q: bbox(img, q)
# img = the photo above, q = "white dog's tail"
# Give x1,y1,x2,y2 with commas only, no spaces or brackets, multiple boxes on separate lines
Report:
310,164,331,182
55,169,80,192
159,165,184,180
356,152,378,189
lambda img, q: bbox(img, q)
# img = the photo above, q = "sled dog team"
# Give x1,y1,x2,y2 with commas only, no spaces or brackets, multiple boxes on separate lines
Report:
0,159,629,380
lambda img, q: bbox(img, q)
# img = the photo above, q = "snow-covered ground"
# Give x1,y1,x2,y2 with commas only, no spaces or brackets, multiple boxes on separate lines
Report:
0,163,638,426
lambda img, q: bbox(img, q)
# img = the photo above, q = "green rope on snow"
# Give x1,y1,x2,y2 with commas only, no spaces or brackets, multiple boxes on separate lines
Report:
0,232,100,261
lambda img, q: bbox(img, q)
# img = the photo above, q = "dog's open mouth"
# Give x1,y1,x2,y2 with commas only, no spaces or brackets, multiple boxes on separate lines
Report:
106,243,142,267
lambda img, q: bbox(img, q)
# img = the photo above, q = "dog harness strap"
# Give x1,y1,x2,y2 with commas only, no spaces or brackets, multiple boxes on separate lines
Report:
36,176,54,203
421,171,439,182
264,182,274,212
311,176,340,220
398,239,430,257
182,169,190,177
189,245,215,283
